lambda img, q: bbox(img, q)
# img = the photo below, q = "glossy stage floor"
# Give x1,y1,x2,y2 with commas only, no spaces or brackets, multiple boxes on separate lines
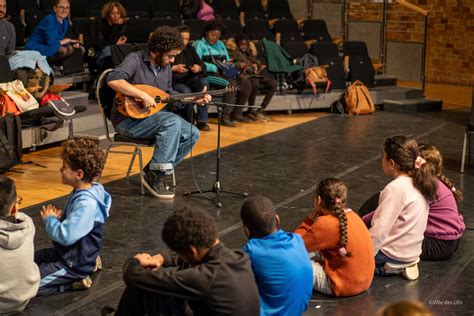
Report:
21,107,473,315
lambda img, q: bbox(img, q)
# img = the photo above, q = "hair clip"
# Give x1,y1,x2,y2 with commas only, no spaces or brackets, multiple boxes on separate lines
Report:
451,187,456,193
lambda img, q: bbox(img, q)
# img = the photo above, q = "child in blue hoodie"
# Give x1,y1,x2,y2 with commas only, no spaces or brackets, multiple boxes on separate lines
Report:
35,139,111,296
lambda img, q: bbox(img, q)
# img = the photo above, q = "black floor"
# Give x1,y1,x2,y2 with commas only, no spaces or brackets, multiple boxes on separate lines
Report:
21,109,474,315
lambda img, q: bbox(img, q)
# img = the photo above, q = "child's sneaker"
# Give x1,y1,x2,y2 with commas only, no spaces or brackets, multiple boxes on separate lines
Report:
71,276,93,290
93,255,103,272
402,263,419,281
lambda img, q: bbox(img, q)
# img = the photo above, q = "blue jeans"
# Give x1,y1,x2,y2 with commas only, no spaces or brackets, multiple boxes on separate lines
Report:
115,111,199,174
375,251,406,276
172,75,209,123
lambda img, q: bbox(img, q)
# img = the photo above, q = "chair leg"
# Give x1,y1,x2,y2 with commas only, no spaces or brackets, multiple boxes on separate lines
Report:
126,147,138,179
137,148,145,195
461,131,468,173
98,144,112,183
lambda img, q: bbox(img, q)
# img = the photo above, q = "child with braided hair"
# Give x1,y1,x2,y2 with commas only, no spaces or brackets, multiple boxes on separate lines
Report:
295,178,374,297
362,144,465,261
418,144,465,260
368,136,438,280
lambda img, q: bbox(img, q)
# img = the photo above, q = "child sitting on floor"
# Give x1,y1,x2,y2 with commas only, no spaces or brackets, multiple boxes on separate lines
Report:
361,144,465,261
369,136,438,280
0,176,40,314
35,139,111,296
113,204,260,315
241,195,313,315
295,178,374,297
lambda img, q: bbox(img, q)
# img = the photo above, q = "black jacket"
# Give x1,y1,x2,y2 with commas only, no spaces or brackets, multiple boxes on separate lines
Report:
122,242,260,316
172,45,206,84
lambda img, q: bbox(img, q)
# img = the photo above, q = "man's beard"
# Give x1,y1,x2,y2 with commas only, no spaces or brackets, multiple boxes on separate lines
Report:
0,12,6,19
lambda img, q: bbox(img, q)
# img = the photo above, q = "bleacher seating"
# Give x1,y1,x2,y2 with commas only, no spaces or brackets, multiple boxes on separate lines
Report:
303,19,332,42
151,0,181,19
183,19,206,41
221,19,244,40
213,0,239,20
267,0,294,20
39,0,55,13
311,41,347,90
245,19,274,41
239,0,266,21
343,41,376,87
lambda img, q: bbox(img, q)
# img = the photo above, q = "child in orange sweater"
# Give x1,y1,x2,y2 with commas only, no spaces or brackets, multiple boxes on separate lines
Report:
295,178,374,297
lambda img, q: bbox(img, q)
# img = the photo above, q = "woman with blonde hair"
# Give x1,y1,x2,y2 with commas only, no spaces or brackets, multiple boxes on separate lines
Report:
96,1,128,68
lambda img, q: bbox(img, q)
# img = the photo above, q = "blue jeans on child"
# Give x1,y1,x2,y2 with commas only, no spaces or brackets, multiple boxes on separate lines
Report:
115,111,199,174
375,250,407,276
172,75,210,123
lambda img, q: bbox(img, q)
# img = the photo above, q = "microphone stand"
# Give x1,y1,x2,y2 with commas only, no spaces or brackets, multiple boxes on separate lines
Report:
184,101,260,208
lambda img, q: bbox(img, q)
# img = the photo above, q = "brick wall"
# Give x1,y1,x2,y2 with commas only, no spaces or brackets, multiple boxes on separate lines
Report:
347,0,474,85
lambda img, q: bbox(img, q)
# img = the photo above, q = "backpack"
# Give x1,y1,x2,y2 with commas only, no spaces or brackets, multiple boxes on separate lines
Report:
0,113,22,173
345,80,375,115
13,67,52,101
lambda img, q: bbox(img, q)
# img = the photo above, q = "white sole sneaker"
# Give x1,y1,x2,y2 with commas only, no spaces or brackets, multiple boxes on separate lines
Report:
402,263,420,280
141,176,175,200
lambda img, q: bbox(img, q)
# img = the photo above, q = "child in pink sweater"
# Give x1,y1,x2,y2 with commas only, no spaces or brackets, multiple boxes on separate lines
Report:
369,136,438,280
360,144,465,261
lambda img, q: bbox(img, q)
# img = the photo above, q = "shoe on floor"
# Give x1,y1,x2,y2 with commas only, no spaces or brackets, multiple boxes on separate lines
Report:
71,276,93,291
101,306,116,316
402,263,419,280
196,122,211,131
142,169,175,199
93,255,102,273
247,111,259,121
232,115,252,123
257,112,270,122
221,118,236,127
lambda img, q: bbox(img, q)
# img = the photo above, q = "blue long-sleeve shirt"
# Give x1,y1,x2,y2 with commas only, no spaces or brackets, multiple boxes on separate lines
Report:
43,183,111,274
25,13,69,57
244,230,313,316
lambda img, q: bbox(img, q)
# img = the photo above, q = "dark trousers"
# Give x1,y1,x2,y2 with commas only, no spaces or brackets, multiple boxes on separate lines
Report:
35,248,85,296
248,76,278,110
358,192,461,261
116,285,190,316
208,74,252,118
172,75,210,123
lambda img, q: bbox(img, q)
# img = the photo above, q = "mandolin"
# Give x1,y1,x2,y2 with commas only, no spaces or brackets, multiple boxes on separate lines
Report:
115,85,235,119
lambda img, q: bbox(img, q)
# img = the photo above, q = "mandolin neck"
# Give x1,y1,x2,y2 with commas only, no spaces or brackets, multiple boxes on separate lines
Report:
166,88,228,101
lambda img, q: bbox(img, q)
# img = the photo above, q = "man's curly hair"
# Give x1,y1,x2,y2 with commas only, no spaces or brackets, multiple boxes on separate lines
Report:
162,204,217,252
148,26,184,54
61,139,105,183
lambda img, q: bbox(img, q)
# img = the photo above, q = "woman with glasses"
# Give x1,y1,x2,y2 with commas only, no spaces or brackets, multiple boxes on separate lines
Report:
25,0,79,65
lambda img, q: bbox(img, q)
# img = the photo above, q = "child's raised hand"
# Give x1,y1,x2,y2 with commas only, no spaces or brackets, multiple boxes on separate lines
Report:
40,204,59,220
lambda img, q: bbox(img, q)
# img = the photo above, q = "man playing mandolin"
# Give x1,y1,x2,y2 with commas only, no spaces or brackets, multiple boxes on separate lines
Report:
107,26,212,200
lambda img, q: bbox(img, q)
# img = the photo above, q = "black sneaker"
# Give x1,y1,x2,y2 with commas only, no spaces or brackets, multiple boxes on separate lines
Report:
142,169,175,199
196,122,211,131
221,118,236,127
232,115,252,123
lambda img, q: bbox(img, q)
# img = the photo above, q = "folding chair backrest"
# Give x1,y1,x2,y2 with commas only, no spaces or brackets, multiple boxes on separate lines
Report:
245,19,274,41
184,19,206,41
310,41,339,58
282,42,308,60
303,20,331,42
110,43,136,67
240,0,266,20
268,0,293,20
221,20,243,40
213,0,239,19
343,41,370,57
96,69,116,139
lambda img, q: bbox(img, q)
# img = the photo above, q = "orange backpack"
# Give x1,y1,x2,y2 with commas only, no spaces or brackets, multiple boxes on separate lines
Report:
345,80,375,115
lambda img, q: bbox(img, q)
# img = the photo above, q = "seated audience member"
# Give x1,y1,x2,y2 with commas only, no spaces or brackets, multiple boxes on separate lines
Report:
182,0,215,20
295,178,374,296
378,300,433,316
0,176,40,314
241,195,313,316
367,136,438,279
113,204,260,315
194,20,252,127
171,24,210,131
230,34,277,122
96,1,128,69
35,139,111,296
0,0,15,57
360,144,465,261
25,0,79,65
